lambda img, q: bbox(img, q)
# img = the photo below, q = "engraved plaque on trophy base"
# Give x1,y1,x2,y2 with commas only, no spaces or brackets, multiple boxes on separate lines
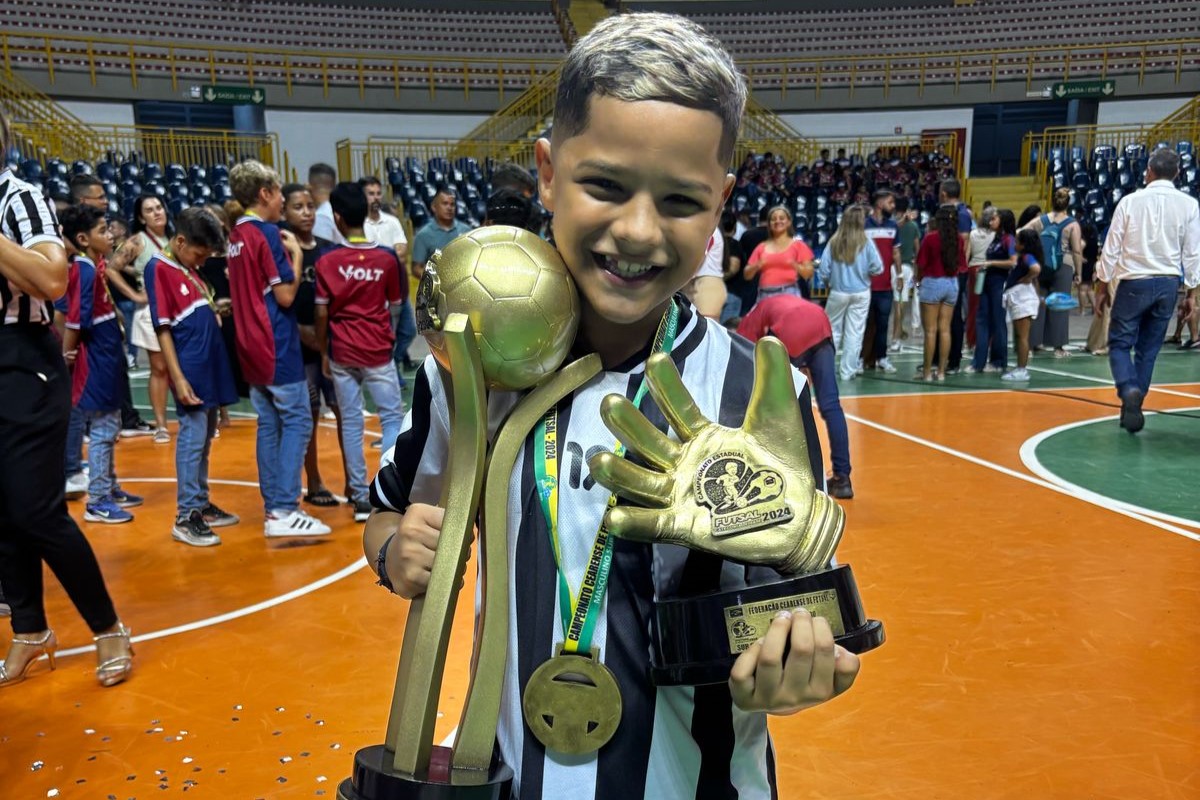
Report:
337,745,513,800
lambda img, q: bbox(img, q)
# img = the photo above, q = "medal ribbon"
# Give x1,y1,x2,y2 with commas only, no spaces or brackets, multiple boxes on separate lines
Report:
534,301,680,656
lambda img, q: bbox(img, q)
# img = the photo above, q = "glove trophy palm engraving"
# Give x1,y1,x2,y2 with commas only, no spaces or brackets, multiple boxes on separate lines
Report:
588,337,845,576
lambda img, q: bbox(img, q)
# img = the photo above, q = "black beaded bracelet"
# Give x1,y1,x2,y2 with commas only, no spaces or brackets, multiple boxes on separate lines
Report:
376,533,397,593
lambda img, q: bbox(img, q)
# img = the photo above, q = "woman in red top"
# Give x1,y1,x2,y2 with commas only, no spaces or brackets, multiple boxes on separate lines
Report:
915,205,967,381
744,206,814,305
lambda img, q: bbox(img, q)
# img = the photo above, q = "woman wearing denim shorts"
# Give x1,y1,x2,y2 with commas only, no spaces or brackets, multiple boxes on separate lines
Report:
916,206,966,381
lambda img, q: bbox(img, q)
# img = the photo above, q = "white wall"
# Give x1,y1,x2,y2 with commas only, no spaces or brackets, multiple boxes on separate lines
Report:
1095,97,1192,127
58,100,136,127
264,110,491,178
780,107,975,174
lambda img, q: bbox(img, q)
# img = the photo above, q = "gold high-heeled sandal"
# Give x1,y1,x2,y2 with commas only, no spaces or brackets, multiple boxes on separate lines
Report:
0,630,58,687
94,624,134,687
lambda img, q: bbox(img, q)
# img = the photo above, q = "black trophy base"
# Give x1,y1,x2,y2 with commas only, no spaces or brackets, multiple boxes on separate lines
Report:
337,745,513,800
651,563,885,686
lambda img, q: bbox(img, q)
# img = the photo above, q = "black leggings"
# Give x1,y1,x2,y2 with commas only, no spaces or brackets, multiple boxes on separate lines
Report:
0,327,118,635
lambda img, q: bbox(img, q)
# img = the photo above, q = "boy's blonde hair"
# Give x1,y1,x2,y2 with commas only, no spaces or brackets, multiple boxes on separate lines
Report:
229,159,280,208
553,12,746,167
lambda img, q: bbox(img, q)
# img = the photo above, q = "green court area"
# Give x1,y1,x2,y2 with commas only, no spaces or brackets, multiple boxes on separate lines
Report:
1029,412,1199,525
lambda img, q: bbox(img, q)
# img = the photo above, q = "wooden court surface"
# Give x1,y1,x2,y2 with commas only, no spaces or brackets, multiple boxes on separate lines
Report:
2,348,1198,799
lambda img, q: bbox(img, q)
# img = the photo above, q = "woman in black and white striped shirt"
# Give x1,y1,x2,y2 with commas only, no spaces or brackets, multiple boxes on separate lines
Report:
0,110,133,689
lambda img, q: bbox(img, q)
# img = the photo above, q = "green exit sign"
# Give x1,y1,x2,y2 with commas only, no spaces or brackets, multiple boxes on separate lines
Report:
1051,80,1116,99
199,84,265,106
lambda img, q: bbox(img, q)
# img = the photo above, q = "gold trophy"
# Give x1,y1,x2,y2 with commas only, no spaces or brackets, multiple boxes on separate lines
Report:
338,226,601,800
588,338,884,685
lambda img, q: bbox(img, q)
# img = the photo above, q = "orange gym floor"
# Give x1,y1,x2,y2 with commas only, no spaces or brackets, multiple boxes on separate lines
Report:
2,347,1198,800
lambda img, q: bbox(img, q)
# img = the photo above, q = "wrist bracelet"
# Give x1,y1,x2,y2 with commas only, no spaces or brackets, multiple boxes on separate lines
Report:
376,533,397,593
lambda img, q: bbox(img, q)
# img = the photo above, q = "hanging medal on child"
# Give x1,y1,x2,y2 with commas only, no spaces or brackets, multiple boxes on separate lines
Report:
522,302,680,755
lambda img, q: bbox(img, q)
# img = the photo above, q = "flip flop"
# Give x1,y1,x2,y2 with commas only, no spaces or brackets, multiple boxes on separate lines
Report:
304,489,339,507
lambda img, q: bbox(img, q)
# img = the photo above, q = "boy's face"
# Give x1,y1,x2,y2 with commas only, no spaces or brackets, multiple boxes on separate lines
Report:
84,219,114,257
259,184,284,222
536,97,733,328
172,235,213,270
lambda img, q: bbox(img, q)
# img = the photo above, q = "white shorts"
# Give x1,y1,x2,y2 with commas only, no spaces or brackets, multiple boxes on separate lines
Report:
130,305,161,352
1003,282,1040,321
892,264,914,302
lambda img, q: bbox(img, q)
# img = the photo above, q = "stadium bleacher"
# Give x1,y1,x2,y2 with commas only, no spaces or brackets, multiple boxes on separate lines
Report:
1048,139,1198,226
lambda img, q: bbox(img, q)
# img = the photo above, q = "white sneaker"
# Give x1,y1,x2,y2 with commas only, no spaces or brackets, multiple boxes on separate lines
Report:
1001,368,1030,382
877,358,897,374
889,340,901,353
65,472,89,500
264,509,332,538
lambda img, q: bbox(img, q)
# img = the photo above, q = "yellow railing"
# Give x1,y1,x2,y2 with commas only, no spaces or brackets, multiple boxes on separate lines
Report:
1148,94,1200,146
450,67,560,162
338,137,541,184
12,121,282,170
0,70,95,159
1022,102,1200,193
1,30,1194,99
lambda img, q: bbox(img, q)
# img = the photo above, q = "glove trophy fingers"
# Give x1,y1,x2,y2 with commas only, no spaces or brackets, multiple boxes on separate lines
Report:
588,451,673,508
644,352,709,442
599,393,681,472
604,505,694,547
780,489,847,575
745,336,808,445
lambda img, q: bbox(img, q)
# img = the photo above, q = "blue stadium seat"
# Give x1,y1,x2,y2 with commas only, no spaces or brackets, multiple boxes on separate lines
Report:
167,197,187,217
166,164,187,183
210,164,229,184
1072,172,1091,192
142,163,163,183
119,163,139,182
96,162,116,182
70,160,92,176
188,165,207,184
20,159,43,181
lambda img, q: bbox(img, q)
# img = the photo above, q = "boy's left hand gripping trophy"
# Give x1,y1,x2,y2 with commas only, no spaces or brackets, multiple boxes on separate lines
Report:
338,226,602,800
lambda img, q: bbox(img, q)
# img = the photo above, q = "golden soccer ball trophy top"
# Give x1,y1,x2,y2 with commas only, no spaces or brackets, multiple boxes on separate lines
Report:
415,225,580,392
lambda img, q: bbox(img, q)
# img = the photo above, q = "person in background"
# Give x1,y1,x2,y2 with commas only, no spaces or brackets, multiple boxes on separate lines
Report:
744,205,813,305
489,162,537,199
1096,148,1200,433
686,227,728,318
280,183,345,509
309,163,346,246
197,203,246,431
410,187,472,281
227,160,331,539
969,208,1016,374
915,204,964,381
0,109,133,688
967,205,997,352
1076,212,1098,316
1021,188,1082,358
735,207,768,309
482,187,535,230
736,294,855,499
862,189,900,373
817,205,884,381
360,177,415,378
891,199,920,351
109,194,173,441
1017,204,1042,230
145,208,241,546
936,179,973,375
717,210,746,323
1001,230,1045,383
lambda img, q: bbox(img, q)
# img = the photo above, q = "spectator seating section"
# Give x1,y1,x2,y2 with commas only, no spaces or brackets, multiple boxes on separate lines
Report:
1047,140,1198,227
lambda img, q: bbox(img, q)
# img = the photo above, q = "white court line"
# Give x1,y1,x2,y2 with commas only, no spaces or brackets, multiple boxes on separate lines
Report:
1025,365,1200,399
839,380,1200,402
1018,410,1200,530
54,476,368,659
843,412,1200,543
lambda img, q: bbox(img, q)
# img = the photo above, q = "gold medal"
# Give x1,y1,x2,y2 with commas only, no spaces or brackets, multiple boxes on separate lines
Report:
521,646,622,755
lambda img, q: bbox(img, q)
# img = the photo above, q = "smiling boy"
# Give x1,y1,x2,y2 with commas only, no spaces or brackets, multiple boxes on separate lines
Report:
364,13,859,798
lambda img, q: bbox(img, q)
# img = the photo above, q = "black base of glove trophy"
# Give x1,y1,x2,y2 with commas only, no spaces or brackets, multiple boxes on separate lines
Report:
651,565,884,686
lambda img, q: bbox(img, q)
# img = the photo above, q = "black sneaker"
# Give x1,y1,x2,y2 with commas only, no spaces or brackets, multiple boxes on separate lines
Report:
353,499,373,522
172,509,222,547
1119,388,1144,434
202,503,240,528
827,474,854,500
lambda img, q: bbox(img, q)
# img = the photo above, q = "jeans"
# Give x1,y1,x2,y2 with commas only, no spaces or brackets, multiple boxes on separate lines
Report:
65,405,85,477
176,406,217,515
948,272,969,370
83,409,121,503
250,381,313,514
1108,276,1180,399
824,289,870,380
794,341,851,477
720,291,744,324
973,270,1008,371
392,299,416,365
331,360,406,502
116,297,137,359
867,290,893,365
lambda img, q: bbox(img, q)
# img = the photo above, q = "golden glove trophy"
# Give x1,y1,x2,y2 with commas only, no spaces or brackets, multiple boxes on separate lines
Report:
337,226,602,800
587,342,883,685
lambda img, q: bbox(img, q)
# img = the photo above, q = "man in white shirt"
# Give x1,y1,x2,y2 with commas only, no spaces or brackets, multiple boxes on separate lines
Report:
684,227,727,319
309,163,348,246
1097,148,1200,433
359,176,416,375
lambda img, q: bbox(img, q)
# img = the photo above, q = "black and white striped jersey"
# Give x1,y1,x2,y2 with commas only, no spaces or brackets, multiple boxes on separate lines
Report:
0,169,61,326
373,298,825,800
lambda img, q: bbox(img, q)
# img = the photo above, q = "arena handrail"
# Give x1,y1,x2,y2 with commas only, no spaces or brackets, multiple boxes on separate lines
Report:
1,30,1194,100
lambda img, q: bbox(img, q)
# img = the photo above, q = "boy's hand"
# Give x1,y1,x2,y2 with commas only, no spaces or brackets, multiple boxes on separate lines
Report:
280,229,302,260
321,353,333,379
175,377,201,406
386,503,445,599
62,348,77,366
729,608,860,715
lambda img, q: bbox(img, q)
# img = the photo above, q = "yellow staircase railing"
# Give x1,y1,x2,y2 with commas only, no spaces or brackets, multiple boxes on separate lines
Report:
0,70,98,162
449,66,560,166
1147,94,1200,147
